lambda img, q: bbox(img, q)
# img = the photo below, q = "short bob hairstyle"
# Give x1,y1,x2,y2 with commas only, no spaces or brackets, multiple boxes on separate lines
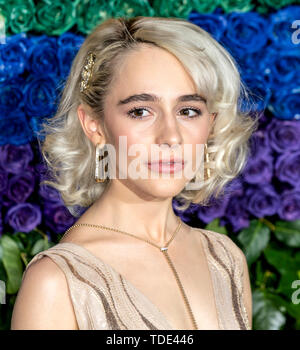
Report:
38,16,259,217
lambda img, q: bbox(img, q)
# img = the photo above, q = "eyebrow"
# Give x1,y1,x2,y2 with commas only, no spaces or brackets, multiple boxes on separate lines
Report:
117,93,207,106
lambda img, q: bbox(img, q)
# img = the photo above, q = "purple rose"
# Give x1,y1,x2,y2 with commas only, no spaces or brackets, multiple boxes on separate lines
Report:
7,171,36,203
267,119,300,153
275,151,300,187
35,162,49,181
197,196,230,224
278,190,300,221
223,177,244,197
242,155,273,185
5,203,42,233
44,203,75,234
0,167,8,194
174,202,198,225
245,184,280,218
248,129,271,159
0,144,34,174
39,183,62,204
0,110,33,146
224,196,250,232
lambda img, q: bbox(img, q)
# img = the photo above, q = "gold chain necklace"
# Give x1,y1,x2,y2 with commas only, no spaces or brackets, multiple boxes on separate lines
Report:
62,215,198,330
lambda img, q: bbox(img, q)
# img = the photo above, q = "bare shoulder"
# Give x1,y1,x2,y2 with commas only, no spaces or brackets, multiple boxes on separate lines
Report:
11,255,78,330
192,226,245,258
189,225,248,277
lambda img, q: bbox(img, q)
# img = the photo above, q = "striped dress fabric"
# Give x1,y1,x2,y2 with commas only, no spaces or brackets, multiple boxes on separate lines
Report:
23,228,251,330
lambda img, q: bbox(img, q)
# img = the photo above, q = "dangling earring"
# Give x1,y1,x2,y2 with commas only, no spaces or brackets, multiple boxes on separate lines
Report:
95,143,108,183
204,143,211,180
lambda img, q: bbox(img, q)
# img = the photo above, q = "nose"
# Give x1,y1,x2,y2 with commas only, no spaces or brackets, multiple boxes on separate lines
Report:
155,112,183,148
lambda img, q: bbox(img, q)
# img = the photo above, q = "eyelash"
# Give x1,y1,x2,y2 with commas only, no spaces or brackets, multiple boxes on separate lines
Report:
126,106,203,120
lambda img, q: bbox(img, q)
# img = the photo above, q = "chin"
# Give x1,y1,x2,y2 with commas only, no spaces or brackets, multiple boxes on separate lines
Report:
140,178,187,198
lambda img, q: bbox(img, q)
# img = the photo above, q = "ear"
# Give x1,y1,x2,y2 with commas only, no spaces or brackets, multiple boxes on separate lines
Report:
77,104,105,146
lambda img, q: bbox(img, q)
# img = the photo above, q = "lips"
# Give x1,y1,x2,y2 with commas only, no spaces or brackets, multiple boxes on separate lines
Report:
145,159,185,174
146,158,184,165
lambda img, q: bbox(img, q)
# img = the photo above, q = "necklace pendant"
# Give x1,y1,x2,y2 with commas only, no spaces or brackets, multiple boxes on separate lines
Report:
160,247,168,251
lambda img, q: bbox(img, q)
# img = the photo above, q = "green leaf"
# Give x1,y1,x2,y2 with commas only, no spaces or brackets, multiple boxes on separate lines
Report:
274,220,300,247
31,239,46,256
263,245,300,299
252,289,286,330
0,235,23,294
205,218,228,235
277,271,300,300
265,292,300,321
264,246,299,273
237,219,270,266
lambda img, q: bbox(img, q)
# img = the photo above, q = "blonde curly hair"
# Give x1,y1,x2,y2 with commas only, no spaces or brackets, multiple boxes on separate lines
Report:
37,16,259,217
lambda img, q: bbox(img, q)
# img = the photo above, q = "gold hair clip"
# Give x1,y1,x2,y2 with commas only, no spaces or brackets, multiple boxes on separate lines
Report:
80,51,96,93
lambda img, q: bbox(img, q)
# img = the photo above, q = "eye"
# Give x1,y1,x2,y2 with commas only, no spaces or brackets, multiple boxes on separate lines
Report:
180,107,202,119
126,106,203,120
126,107,151,119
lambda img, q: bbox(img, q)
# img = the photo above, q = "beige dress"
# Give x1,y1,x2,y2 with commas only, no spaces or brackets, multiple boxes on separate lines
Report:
23,227,250,330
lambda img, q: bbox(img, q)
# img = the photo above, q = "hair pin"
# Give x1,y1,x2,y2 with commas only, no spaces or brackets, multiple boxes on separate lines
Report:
80,51,96,93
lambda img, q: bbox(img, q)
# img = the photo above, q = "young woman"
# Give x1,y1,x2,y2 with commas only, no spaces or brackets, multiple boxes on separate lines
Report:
11,16,258,330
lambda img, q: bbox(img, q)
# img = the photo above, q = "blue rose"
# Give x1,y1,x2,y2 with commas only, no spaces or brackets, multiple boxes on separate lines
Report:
268,85,300,120
23,74,58,118
239,74,272,113
0,111,32,145
26,35,59,77
222,11,269,58
263,46,300,89
188,11,227,41
0,77,25,116
57,32,84,78
0,33,28,83
269,5,300,49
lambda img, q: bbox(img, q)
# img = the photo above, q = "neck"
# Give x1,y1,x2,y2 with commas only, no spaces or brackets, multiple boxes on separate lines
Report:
92,180,182,246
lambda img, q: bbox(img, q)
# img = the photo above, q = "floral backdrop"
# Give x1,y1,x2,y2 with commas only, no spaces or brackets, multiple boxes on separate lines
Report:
0,0,299,330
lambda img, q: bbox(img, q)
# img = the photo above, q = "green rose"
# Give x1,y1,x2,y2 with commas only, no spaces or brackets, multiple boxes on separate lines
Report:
152,0,194,19
220,0,254,13
112,0,155,18
76,0,114,35
34,0,79,36
257,0,295,14
10,0,36,34
191,0,220,14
